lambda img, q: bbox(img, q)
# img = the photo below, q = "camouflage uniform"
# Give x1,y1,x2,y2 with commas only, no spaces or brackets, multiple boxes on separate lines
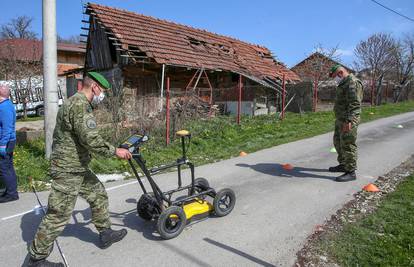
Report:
333,74,364,172
29,92,116,260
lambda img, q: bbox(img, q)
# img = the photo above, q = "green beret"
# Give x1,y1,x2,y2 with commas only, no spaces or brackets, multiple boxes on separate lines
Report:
87,71,111,89
329,64,342,77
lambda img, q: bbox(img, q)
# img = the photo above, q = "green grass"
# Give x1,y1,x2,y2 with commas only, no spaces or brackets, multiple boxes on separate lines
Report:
13,138,50,191
324,175,414,266
16,115,44,122
10,100,414,191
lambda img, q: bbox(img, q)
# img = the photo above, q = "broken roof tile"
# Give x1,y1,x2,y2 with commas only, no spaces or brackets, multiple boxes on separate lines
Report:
87,3,300,82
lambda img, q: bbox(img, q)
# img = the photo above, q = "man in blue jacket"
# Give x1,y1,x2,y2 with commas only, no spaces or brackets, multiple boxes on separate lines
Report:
0,85,18,203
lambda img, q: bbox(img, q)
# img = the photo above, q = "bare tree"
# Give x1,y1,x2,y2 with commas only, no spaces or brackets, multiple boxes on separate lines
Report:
57,35,82,44
0,16,37,40
0,42,42,118
354,33,396,105
391,33,414,102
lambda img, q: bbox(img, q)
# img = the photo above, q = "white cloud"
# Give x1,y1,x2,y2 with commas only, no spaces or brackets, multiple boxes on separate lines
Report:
336,49,354,56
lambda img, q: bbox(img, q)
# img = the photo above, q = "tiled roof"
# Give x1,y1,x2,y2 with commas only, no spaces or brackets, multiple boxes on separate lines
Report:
87,3,300,82
57,43,86,53
0,39,42,62
291,52,354,80
57,64,83,76
0,39,86,62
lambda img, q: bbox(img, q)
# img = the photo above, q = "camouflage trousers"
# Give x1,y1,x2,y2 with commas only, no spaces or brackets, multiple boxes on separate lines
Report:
333,120,358,172
29,169,111,260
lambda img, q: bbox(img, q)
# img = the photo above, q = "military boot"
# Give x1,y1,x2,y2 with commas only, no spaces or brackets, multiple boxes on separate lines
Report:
99,228,127,249
328,164,346,172
27,258,64,267
335,171,356,182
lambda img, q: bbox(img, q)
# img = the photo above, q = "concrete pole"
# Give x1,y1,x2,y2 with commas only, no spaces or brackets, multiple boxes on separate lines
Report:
159,64,165,111
43,0,59,158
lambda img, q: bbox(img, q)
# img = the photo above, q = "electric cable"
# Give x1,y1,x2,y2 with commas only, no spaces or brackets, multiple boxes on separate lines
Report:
370,0,414,23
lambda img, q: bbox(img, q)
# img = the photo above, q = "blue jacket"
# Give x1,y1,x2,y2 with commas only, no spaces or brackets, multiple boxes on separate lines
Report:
0,99,16,146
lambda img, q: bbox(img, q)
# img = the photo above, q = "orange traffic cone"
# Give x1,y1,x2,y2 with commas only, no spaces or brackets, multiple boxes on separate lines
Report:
239,151,248,157
282,163,294,170
363,183,380,192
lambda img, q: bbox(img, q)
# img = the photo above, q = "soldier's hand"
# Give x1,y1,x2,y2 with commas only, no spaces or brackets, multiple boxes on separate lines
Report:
115,148,132,160
342,122,352,133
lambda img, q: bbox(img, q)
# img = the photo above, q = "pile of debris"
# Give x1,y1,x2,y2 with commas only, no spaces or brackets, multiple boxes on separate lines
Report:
171,95,219,119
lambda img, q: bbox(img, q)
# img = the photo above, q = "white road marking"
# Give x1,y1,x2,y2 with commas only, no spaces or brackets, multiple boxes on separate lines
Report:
1,180,139,222
1,209,36,221
106,180,137,191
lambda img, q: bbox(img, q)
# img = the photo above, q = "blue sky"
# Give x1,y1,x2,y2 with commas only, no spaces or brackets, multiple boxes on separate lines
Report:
1,0,413,67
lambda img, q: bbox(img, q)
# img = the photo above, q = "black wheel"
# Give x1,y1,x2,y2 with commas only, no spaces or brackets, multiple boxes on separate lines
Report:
35,107,44,116
137,193,160,221
194,177,209,191
157,206,187,239
213,188,236,217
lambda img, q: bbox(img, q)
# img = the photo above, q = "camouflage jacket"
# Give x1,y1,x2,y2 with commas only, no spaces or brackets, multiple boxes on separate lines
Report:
334,74,364,124
50,92,115,173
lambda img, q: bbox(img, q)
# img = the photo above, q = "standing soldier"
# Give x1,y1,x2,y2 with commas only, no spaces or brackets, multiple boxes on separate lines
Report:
328,65,363,182
27,72,132,267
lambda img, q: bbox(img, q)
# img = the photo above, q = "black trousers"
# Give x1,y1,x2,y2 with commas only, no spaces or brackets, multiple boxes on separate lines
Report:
0,140,18,198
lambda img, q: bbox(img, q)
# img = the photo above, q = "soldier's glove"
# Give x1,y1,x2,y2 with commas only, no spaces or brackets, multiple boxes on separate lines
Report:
0,146,6,157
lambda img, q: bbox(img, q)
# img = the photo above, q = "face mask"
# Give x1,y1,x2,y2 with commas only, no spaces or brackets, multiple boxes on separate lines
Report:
334,76,342,84
92,91,105,105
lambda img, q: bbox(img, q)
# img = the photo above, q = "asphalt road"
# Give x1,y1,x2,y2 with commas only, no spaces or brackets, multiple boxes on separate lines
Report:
1,112,414,267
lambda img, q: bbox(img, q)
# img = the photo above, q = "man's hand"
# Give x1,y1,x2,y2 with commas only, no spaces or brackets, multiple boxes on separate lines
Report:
115,148,132,160
0,146,6,157
342,122,352,133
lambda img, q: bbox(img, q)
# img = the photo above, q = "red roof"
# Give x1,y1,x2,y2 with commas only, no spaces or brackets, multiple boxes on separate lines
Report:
87,3,300,82
291,52,353,80
58,64,83,76
57,43,86,53
0,39,42,62
0,39,86,62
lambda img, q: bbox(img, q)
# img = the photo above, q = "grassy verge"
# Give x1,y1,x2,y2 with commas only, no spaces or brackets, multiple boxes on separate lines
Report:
324,174,414,266
12,100,414,191
16,115,44,122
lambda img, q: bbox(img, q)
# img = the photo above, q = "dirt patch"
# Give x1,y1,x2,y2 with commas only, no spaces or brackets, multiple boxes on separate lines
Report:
16,120,44,131
295,155,414,267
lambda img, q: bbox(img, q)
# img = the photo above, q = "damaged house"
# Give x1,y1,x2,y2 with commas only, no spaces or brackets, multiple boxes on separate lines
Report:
83,3,300,128
291,52,354,111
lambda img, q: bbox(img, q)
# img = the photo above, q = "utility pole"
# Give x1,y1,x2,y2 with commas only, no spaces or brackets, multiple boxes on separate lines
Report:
43,0,58,158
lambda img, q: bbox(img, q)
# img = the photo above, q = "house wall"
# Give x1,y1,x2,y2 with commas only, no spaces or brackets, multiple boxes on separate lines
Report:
91,64,280,127
57,51,84,65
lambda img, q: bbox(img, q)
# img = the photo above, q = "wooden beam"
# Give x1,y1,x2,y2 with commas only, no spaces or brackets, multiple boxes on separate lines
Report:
120,55,149,59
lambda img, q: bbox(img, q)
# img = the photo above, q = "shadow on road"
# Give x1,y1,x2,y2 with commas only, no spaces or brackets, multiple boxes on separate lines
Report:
204,238,276,267
21,208,101,251
20,197,161,256
109,197,161,241
236,163,334,180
